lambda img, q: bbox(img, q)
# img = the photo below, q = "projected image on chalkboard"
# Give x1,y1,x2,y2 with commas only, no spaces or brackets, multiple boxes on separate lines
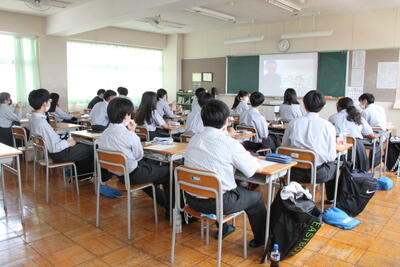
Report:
259,53,318,97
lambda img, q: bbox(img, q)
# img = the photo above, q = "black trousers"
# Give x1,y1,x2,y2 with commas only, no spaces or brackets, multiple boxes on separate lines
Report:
290,162,337,200
0,127,13,146
62,118,78,124
243,135,278,153
149,128,180,142
187,187,267,242
91,125,107,132
49,144,94,179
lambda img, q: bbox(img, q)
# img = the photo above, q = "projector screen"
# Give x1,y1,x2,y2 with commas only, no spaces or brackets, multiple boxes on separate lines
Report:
259,52,318,97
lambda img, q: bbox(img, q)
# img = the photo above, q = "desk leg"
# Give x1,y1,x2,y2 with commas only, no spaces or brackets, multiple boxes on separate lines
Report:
371,140,376,177
384,132,391,172
1,164,6,215
264,175,273,249
169,157,173,225
333,152,341,207
93,142,97,193
16,156,23,222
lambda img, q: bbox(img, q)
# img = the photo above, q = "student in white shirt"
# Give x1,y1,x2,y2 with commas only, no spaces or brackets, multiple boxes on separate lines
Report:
191,87,205,112
156,88,175,117
282,90,337,203
279,88,304,122
28,89,93,178
240,92,276,151
90,90,117,131
359,93,387,130
96,97,169,210
185,92,213,134
185,99,267,248
48,93,78,123
231,90,249,116
0,92,22,146
135,91,169,140
329,97,374,171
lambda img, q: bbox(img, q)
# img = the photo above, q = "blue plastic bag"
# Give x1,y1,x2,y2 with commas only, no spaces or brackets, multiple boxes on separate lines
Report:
322,207,360,230
376,177,394,190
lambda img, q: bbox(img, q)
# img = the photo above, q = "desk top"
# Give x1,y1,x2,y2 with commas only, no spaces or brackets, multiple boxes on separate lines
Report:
52,123,82,131
71,130,102,140
0,143,22,157
19,118,29,124
257,160,297,176
233,132,256,140
268,124,287,130
142,142,187,155
336,144,353,153
164,124,186,131
166,114,188,120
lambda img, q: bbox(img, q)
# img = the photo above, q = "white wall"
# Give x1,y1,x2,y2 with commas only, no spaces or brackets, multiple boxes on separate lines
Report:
163,34,183,102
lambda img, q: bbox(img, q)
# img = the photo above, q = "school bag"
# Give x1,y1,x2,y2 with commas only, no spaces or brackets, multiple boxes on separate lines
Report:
337,162,377,217
386,141,400,172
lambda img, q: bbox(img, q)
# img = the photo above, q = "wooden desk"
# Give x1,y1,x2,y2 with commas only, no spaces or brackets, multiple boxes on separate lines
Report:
51,122,82,131
165,114,188,121
19,118,29,125
268,124,287,136
233,132,255,141
160,124,186,136
142,142,187,223
0,144,23,222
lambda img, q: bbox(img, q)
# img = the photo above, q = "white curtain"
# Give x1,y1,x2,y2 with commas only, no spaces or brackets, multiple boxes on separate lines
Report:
67,41,163,107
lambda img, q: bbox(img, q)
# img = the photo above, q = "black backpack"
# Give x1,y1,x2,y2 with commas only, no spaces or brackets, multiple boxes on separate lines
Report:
337,162,377,217
386,142,400,171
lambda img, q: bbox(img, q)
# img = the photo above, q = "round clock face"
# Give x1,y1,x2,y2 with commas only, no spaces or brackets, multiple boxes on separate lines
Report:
278,39,290,52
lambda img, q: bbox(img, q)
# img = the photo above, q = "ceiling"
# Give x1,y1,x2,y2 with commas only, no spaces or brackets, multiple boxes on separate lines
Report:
0,0,92,16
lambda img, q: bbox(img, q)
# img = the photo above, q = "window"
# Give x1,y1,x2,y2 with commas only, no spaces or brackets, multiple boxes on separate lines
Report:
67,41,163,106
0,34,39,104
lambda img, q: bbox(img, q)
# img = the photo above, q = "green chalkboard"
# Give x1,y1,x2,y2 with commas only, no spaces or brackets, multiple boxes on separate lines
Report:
227,56,259,94
317,51,347,97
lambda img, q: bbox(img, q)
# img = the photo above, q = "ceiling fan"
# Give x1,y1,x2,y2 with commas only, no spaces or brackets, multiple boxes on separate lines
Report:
138,15,185,29
21,0,71,11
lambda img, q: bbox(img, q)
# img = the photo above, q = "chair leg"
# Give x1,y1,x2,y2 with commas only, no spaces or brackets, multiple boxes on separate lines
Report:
72,164,79,196
200,220,204,240
321,183,325,212
127,191,132,240
25,153,28,182
170,208,177,264
151,185,158,224
45,167,49,203
62,167,67,188
96,173,101,228
243,213,247,259
206,220,210,246
1,165,7,214
33,157,36,194
217,220,223,267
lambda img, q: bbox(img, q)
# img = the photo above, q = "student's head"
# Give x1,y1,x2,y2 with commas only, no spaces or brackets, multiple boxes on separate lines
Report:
211,87,218,99
195,87,206,98
117,87,128,96
249,92,265,108
0,92,11,105
232,90,249,109
303,90,326,113
201,100,230,129
337,97,362,125
104,90,117,102
198,92,213,108
358,93,374,108
283,88,299,105
28,89,50,111
97,89,106,98
135,91,158,125
49,93,60,113
107,97,134,124
157,88,168,100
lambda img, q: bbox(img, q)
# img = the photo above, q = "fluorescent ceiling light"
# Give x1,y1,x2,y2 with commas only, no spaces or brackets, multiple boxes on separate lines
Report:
267,0,302,13
281,30,333,39
224,35,264,44
187,6,236,22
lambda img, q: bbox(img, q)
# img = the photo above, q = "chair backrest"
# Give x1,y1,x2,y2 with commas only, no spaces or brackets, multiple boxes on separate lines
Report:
180,133,194,143
96,149,130,188
48,115,57,122
135,126,149,141
31,134,50,164
276,146,316,170
11,126,28,147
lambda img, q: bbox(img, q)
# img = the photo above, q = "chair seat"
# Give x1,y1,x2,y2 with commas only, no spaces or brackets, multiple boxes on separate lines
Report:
17,145,33,152
183,206,239,223
105,177,153,192
38,158,75,168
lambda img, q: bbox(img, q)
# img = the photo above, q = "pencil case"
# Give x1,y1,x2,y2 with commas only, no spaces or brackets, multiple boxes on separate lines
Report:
153,137,173,145
265,153,292,164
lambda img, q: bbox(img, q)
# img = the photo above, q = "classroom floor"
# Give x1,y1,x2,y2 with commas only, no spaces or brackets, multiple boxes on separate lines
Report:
0,163,399,267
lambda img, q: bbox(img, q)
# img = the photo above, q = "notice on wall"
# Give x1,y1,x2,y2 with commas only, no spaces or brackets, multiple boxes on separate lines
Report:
352,50,366,69
377,62,399,89
347,87,363,103
351,69,365,87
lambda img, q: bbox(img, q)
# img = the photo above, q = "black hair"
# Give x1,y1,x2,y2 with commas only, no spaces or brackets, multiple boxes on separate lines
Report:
135,91,158,125
49,93,59,113
232,90,249,109
0,92,11,104
211,87,218,99
201,100,230,129
104,90,117,101
198,92,213,107
28,89,50,110
283,88,299,105
97,89,106,96
358,93,375,104
337,97,362,125
107,97,134,124
195,87,206,98
303,90,326,113
117,87,128,96
249,92,265,107
157,88,168,100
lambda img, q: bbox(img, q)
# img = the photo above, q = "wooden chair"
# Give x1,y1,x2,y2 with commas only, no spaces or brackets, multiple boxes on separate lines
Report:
236,124,271,155
180,132,194,143
135,126,150,142
171,166,247,267
95,149,158,240
11,126,33,181
32,135,79,203
346,136,357,170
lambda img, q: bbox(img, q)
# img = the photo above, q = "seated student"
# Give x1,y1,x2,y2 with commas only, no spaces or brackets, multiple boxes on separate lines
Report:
359,93,387,130
49,93,78,123
96,97,169,211
87,89,105,109
156,88,174,117
232,90,250,116
135,91,170,140
282,90,337,203
28,89,93,178
185,99,266,247
90,90,117,131
191,87,206,112
0,92,22,146
185,92,213,134
240,92,276,151
279,88,304,122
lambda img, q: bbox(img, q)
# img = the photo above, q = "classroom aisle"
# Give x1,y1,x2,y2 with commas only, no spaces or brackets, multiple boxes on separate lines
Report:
0,163,399,266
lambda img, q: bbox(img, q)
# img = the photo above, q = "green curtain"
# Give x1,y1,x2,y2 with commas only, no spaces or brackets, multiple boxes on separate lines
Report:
14,37,40,104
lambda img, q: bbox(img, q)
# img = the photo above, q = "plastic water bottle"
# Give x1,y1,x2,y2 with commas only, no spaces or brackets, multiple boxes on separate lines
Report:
175,213,182,234
270,244,280,267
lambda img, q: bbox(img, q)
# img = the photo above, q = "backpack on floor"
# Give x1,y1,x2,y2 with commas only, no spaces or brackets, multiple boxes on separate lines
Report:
337,162,377,217
386,142,400,172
